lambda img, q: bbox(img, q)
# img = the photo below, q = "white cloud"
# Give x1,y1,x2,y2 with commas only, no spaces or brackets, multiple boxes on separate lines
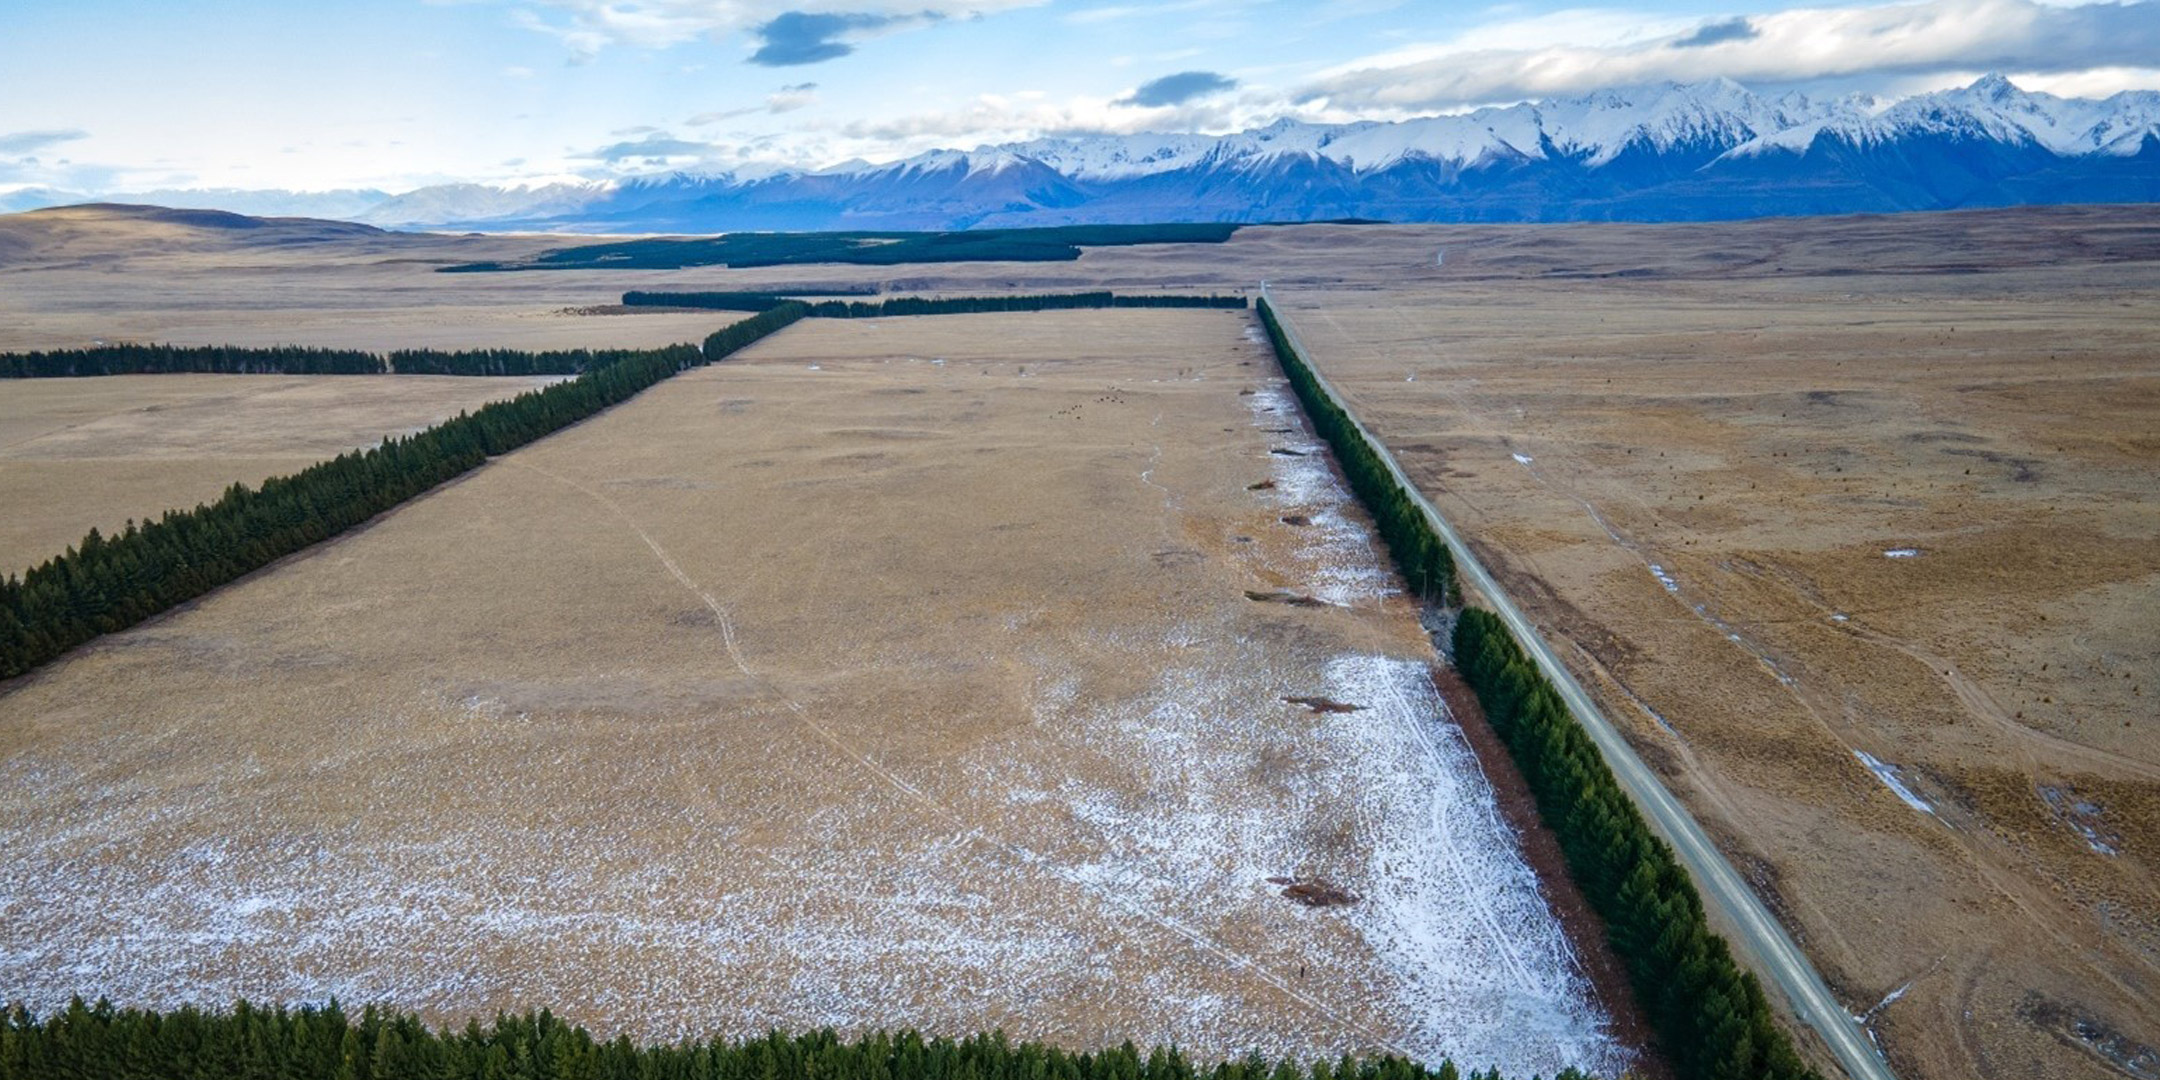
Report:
0,129,91,155
2009,64,2160,95
767,82,821,111
825,89,1278,158
1297,0,2160,110
686,82,823,126
513,0,1046,58
1062,0,1231,25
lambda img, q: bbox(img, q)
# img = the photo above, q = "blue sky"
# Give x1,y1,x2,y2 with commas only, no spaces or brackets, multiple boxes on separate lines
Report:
3,0,2157,193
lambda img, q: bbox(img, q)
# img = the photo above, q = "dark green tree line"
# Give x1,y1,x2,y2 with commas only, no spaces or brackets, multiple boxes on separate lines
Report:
448,223,1244,273
0,999,1543,1080
384,348,675,377
0,304,806,681
1,343,387,377
1253,300,1452,602
0,343,721,379
1451,608,1818,1080
1257,297,1815,1080
1,296,1247,383
624,291,1249,316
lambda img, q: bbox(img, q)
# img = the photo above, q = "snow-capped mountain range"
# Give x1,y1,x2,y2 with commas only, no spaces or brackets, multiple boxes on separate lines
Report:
12,75,2158,231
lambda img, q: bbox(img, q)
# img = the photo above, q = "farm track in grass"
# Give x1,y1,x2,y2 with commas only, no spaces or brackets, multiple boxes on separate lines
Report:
0,310,1631,1078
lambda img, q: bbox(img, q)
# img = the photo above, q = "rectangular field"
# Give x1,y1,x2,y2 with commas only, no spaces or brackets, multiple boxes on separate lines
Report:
0,374,564,574
0,311,1628,1077
1273,233,2160,1080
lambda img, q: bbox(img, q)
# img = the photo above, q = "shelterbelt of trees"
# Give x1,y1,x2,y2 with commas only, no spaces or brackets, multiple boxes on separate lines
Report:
2,296,1245,379
622,291,1249,315
0,343,710,379
1253,303,1452,602
0,305,806,681
1254,298,1817,1080
445,222,1244,273
0,1001,1552,1080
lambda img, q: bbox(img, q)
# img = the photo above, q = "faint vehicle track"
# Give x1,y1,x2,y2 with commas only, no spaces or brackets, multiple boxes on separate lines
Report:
1368,657,1542,992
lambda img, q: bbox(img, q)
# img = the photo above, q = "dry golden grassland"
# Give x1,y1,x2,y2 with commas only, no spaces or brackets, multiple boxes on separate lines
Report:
5,202,2155,1079
0,311,1633,1078
0,206,764,353
0,374,561,573
1269,209,2160,1080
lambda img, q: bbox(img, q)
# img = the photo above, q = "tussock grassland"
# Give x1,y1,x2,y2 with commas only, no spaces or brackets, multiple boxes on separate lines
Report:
6,202,2153,1079
0,374,557,573
1271,211,2160,1080
0,311,1630,1079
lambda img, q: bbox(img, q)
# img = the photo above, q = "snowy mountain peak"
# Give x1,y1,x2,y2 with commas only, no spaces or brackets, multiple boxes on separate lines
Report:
1968,72,2019,101
1719,73,2160,161
23,74,2149,232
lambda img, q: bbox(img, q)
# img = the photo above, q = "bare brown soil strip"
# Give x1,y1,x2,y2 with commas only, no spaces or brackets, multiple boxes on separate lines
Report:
1282,696,1363,714
1245,589,1332,608
1268,878,1363,908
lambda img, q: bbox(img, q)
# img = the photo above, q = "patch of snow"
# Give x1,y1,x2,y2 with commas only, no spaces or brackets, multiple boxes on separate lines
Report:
1648,564,1679,592
2039,786,2120,856
1883,548,1921,559
1510,453,1533,466
1854,750,1935,815
1244,384,1393,606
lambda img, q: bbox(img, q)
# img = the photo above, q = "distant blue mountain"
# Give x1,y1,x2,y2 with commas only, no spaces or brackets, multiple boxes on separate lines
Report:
15,75,2157,232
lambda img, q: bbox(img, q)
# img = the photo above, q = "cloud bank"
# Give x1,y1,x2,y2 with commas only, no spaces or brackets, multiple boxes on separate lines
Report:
1297,0,2160,110
515,0,1040,59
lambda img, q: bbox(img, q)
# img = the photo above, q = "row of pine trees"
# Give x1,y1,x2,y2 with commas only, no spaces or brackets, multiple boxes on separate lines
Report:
1253,302,1453,602
0,343,713,379
623,291,1249,316
5,297,1244,379
0,1000,1538,1080
1453,611,1817,1080
0,304,806,680
1255,298,1816,1080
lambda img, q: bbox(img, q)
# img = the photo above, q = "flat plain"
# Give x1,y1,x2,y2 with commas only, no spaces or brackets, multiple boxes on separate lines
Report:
1269,211,2160,1080
0,373,562,574
3,203,2156,1080
0,310,1631,1079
